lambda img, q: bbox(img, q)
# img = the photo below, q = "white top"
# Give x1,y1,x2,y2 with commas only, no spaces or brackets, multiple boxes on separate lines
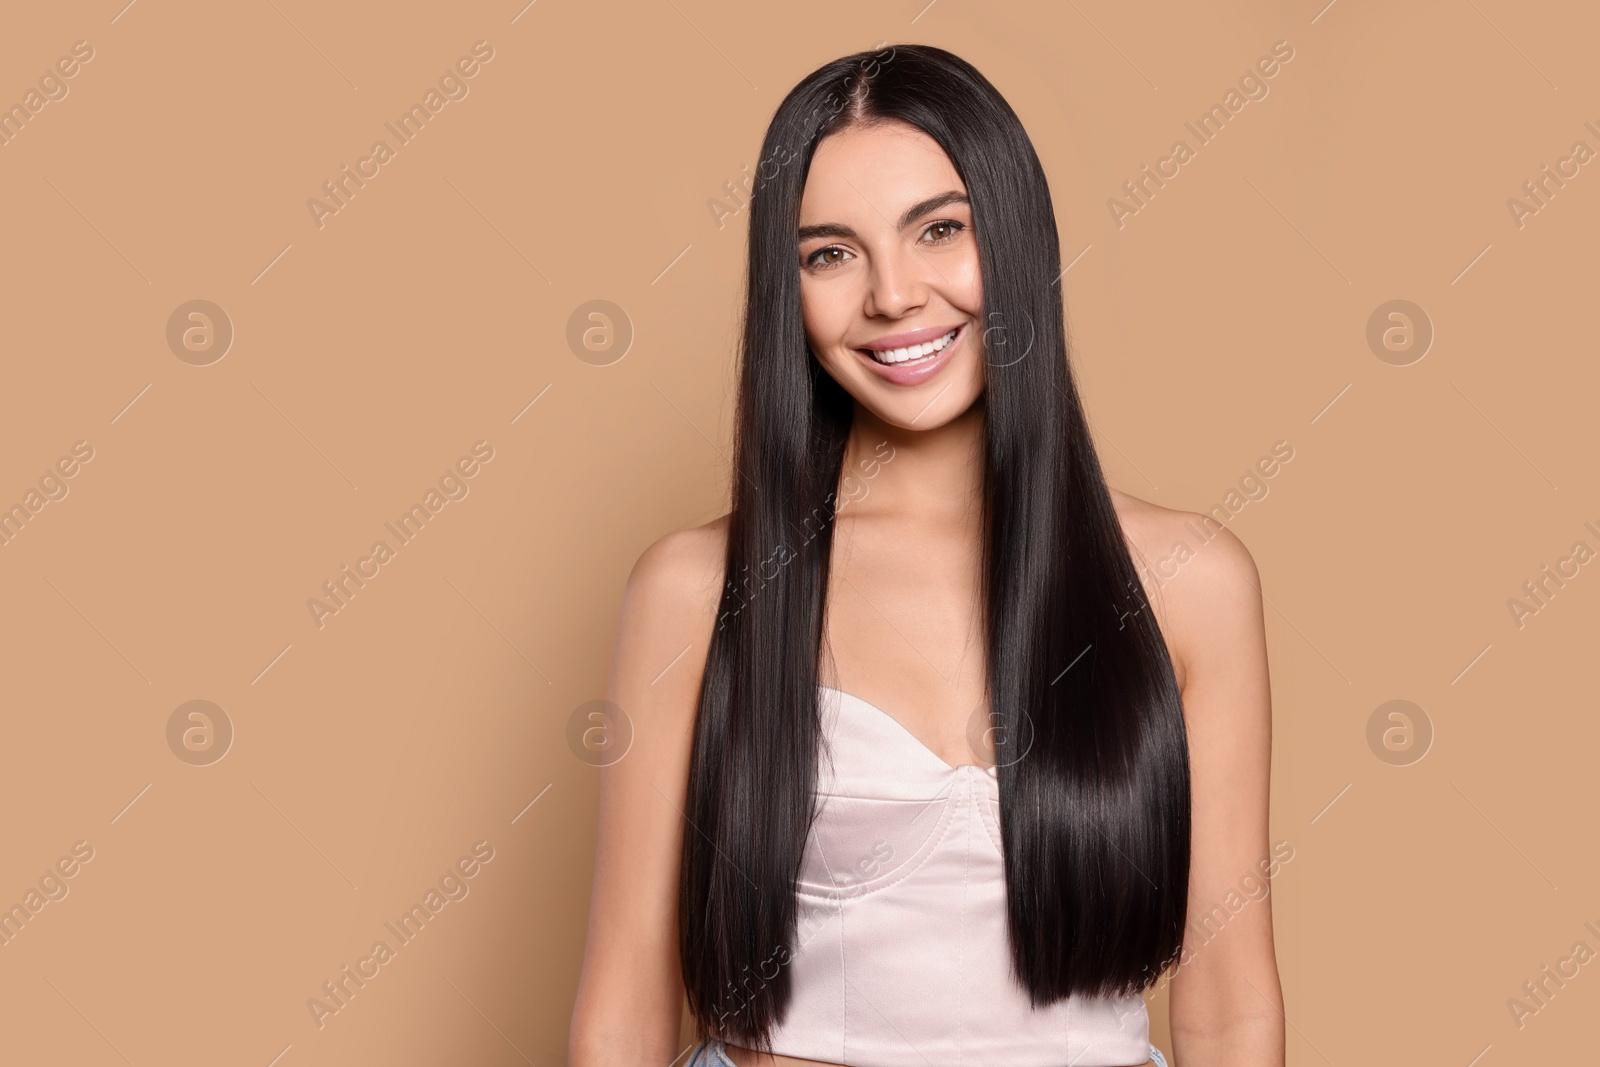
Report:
760,685,1153,1066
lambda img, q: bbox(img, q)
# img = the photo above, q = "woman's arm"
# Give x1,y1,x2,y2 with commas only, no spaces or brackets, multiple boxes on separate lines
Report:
570,523,726,1066
1159,522,1286,1066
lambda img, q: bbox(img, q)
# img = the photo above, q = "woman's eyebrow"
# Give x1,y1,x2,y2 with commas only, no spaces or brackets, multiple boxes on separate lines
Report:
797,190,971,242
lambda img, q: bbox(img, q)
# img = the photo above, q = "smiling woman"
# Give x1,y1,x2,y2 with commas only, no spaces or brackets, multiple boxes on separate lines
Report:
571,43,1284,1067
796,130,984,405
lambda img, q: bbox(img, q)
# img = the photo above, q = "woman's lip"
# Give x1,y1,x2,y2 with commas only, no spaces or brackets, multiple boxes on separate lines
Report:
853,323,967,386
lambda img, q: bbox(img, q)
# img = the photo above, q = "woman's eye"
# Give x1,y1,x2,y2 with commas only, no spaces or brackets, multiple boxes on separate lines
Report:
805,246,853,270
803,222,963,270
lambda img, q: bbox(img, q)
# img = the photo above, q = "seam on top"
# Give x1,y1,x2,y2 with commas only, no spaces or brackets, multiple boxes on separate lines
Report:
809,836,849,1064
793,789,961,901
974,784,1005,854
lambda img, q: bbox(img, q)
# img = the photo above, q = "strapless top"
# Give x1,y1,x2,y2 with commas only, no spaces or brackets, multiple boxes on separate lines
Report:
762,685,1152,1067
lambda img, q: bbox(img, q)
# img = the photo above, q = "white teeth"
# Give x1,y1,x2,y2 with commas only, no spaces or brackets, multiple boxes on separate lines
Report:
868,327,959,365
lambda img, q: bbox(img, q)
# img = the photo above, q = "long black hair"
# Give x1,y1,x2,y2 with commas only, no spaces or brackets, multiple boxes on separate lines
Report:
678,43,1190,1051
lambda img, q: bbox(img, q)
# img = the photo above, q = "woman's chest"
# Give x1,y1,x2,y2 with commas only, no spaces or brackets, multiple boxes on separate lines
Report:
821,519,991,768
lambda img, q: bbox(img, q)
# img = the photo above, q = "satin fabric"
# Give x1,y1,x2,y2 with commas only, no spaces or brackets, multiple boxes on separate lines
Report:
708,685,1155,1067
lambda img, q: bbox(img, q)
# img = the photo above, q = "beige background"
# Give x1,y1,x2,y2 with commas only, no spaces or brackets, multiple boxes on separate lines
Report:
1,0,1596,1063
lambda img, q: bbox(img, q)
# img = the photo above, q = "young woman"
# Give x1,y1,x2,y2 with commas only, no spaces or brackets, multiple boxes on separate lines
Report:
571,44,1284,1067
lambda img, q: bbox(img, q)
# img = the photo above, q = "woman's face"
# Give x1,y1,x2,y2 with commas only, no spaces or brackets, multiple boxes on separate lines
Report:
797,121,985,430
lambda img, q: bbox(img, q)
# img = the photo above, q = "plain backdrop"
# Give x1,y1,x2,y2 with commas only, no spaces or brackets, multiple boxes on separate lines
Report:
1,0,1596,1063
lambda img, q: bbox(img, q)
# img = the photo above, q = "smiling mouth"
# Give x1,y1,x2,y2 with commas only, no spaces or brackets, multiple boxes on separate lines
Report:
859,327,961,365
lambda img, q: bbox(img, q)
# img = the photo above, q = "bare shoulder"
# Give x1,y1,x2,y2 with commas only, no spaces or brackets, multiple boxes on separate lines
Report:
613,512,731,698
1109,491,1282,1035
1107,487,1263,695
574,513,733,1056
626,512,729,615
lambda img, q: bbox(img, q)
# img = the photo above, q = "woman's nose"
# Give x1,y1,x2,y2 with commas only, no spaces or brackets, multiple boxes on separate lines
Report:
863,249,930,319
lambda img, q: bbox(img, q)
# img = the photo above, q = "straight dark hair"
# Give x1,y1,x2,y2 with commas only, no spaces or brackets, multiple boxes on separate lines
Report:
679,43,1190,1052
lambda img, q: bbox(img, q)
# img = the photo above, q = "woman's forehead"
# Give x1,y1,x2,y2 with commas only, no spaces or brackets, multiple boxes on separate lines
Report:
800,126,967,226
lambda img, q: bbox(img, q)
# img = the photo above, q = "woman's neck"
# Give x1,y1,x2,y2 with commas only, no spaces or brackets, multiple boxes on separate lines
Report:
839,396,986,526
